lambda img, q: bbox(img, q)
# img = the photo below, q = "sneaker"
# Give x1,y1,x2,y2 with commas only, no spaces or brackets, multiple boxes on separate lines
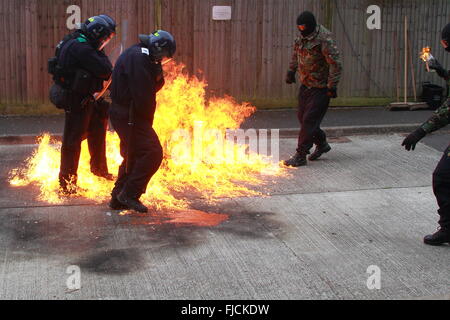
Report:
309,143,331,161
424,228,450,246
117,192,148,213
284,152,307,167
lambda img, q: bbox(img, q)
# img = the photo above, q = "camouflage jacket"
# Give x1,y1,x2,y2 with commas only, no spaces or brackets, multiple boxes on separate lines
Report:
421,77,450,133
289,24,342,89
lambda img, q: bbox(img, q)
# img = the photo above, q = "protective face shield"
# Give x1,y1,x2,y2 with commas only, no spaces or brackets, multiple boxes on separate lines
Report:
98,32,115,51
441,23,450,52
83,16,114,50
139,30,176,62
297,11,317,37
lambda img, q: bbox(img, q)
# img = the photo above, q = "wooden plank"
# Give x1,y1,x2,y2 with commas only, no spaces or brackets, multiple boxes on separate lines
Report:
11,0,19,103
2,0,450,105
0,1,6,103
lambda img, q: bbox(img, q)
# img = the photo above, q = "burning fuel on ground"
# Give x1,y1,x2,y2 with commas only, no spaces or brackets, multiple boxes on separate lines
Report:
8,62,287,213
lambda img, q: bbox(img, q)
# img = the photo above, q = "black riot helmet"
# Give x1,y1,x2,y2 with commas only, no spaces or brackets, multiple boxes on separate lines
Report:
441,23,450,52
98,14,117,34
297,11,317,37
80,16,114,50
139,30,176,62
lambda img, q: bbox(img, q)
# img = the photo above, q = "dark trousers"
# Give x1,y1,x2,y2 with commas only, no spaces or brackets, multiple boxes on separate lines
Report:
110,109,163,199
432,145,450,230
297,86,330,154
59,98,108,187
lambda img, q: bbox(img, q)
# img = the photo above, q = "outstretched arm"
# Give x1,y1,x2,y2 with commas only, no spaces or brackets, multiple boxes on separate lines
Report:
421,100,450,134
402,99,450,151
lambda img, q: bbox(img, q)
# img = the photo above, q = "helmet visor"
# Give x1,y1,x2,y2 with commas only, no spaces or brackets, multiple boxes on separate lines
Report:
98,32,115,51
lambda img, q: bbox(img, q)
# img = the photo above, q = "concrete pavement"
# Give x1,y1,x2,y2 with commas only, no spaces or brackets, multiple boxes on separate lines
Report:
0,134,448,299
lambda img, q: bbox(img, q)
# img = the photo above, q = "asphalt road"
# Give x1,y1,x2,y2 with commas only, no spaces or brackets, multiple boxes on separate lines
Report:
0,107,438,135
0,134,448,300
242,107,436,129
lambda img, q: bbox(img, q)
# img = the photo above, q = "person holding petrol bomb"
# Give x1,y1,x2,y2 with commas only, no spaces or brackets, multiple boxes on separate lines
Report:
402,23,450,246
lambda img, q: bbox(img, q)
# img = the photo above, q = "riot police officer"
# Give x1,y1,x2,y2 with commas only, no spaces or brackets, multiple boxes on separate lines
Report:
49,15,116,195
402,23,450,246
109,30,176,213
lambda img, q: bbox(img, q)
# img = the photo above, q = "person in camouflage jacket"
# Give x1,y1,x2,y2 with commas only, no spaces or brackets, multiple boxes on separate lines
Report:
284,11,342,167
402,23,450,246
288,24,341,90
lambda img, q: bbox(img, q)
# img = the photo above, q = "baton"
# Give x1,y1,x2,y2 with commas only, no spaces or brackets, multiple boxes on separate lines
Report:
125,101,135,174
94,77,112,101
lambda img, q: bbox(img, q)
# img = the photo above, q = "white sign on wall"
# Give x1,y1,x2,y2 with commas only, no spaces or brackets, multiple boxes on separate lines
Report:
212,6,232,20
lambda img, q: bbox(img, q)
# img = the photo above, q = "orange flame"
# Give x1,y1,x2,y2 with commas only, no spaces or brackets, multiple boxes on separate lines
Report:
420,47,432,62
420,47,434,72
9,62,286,211
420,47,431,61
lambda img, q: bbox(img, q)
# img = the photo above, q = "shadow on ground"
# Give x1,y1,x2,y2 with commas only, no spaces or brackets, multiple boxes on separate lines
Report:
0,201,287,276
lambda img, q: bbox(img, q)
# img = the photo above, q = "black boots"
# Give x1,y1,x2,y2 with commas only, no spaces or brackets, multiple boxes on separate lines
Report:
59,185,79,196
284,152,307,167
309,143,331,161
92,170,115,181
116,191,148,213
284,143,332,167
109,195,129,210
424,228,450,246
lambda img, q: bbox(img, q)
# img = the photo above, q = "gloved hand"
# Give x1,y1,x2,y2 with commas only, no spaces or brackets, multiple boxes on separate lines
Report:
155,62,163,73
155,77,165,92
286,70,296,84
428,58,450,80
327,87,338,98
155,62,165,92
402,128,427,151
96,98,111,119
81,95,95,109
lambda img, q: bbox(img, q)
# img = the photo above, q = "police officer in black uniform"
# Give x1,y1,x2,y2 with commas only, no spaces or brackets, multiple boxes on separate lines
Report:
109,30,176,213
49,16,116,195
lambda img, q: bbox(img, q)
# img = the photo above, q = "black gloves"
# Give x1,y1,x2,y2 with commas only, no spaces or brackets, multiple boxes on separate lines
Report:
286,70,296,84
155,62,163,77
155,62,165,92
428,59,450,80
327,87,338,98
402,128,427,151
96,98,111,119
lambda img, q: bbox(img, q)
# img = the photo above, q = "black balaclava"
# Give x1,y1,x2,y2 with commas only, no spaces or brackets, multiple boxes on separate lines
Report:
442,23,450,52
297,11,317,37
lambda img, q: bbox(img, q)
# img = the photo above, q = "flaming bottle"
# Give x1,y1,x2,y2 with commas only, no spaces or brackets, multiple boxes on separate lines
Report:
420,47,435,72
